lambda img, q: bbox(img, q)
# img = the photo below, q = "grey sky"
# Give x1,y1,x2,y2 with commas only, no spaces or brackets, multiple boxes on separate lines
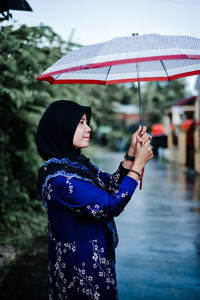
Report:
9,0,200,45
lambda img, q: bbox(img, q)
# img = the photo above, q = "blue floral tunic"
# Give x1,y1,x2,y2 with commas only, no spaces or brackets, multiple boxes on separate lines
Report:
43,160,138,300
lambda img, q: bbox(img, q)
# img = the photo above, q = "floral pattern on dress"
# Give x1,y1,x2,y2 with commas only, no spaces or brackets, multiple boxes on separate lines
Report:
86,204,108,219
45,183,53,201
48,238,117,300
97,163,129,194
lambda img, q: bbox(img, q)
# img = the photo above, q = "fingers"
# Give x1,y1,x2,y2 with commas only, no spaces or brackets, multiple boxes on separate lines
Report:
134,125,148,141
141,125,147,135
145,140,154,161
143,138,152,147
136,136,142,149
138,126,148,139
139,132,150,143
139,134,152,146
135,125,146,135
142,139,153,157
133,125,142,138
136,125,142,133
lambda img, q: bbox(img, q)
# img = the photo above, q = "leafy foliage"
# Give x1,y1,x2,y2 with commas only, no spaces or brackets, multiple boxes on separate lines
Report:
0,24,69,245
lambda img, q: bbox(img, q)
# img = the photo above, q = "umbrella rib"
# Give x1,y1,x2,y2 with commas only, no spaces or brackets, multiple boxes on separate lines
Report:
160,60,171,81
51,73,61,84
105,66,112,84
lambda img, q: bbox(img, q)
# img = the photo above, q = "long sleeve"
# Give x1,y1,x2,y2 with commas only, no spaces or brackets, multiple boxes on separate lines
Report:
95,162,130,194
47,175,137,220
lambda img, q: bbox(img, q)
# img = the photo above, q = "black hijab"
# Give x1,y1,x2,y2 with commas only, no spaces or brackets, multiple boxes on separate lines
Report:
36,100,91,160
36,100,105,200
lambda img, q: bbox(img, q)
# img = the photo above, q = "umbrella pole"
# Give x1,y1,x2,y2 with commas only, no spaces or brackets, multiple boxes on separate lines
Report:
132,32,144,189
137,79,144,190
136,62,144,190
132,33,144,129
137,80,143,130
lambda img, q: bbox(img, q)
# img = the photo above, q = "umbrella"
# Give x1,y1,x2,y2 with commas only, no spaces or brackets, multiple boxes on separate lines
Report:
38,33,200,82
37,33,200,127
37,33,200,188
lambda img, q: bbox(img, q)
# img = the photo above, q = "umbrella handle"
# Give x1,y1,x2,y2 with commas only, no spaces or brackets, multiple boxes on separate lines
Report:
139,167,144,190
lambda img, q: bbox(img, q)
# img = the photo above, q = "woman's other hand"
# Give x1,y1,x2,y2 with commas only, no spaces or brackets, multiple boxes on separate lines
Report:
133,137,154,173
127,137,153,181
128,125,151,156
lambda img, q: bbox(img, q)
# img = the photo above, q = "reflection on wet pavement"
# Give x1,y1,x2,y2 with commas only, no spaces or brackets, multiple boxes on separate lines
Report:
94,152,200,300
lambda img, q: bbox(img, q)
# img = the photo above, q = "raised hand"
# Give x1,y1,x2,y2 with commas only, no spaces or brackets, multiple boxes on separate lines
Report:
133,137,154,173
128,125,152,156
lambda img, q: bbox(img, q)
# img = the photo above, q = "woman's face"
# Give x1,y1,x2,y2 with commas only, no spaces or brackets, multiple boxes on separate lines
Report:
73,113,91,148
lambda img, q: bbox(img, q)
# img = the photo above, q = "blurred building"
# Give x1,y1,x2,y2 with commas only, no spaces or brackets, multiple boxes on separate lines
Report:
113,102,140,127
163,77,200,173
108,102,140,151
194,76,200,173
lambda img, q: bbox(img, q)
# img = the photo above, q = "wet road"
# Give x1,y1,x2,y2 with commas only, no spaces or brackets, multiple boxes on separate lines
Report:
94,152,200,300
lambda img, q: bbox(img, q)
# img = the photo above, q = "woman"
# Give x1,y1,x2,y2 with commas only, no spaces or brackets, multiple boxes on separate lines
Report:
36,100,153,300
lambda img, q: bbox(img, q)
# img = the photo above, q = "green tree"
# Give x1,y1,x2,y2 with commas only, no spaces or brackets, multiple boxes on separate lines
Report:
0,24,84,245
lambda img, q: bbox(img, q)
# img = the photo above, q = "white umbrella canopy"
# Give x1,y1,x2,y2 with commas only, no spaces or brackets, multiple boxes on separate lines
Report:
37,34,200,132
40,58,200,85
37,33,200,84
37,33,200,190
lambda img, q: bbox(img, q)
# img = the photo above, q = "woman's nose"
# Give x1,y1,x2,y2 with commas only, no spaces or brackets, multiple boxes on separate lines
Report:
86,124,91,132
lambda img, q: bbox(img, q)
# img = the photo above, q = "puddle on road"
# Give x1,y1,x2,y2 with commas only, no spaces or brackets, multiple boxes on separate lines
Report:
94,153,200,300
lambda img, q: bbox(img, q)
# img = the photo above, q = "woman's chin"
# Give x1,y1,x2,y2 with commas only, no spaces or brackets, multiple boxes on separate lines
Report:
81,141,90,148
